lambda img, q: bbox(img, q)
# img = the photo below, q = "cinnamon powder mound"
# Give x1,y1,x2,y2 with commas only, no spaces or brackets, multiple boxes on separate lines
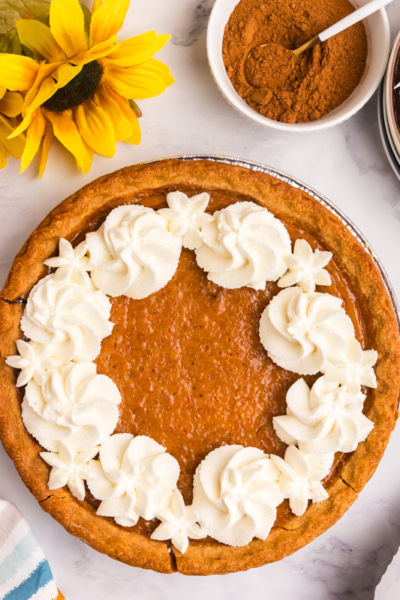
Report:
222,0,368,123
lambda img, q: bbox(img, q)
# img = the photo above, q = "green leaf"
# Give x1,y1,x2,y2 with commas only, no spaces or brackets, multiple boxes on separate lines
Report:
0,27,21,52
129,99,142,118
81,4,91,44
0,0,50,33
34,12,49,26
0,0,50,54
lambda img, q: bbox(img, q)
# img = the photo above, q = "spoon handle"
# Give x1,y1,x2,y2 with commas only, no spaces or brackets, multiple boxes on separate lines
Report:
319,0,393,42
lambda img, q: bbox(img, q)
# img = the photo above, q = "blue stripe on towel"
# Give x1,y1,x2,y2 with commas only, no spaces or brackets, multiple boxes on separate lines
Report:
0,531,39,585
3,559,53,600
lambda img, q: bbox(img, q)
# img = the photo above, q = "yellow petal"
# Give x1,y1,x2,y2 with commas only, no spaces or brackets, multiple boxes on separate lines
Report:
90,0,129,46
44,108,93,173
0,55,39,91
50,0,87,58
94,83,132,141
0,91,24,117
105,32,170,67
39,120,54,179
17,19,66,62
55,62,84,87
7,111,34,139
73,35,118,64
75,98,115,157
0,142,8,168
101,84,140,143
24,61,63,111
5,134,26,160
25,76,57,115
0,85,6,100
142,58,174,85
20,110,46,173
25,62,84,116
125,113,140,145
0,115,25,159
103,58,173,99
92,0,103,12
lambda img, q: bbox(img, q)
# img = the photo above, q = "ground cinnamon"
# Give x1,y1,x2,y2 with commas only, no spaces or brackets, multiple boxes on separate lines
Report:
222,0,368,123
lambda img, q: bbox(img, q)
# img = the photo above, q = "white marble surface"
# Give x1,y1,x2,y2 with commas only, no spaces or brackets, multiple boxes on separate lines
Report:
1,1,400,598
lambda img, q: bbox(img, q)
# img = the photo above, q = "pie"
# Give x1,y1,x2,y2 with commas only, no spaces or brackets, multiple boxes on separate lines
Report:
0,158,399,575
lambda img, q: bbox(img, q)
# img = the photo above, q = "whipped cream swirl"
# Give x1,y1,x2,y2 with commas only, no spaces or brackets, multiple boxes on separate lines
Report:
21,274,113,363
271,446,333,516
86,205,182,300
259,287,355,375
273,377,374,454
151,489,207,553
22,362,121,452
5,339,69,387
278,239,332,293
44,239,91,287
87,434,180,527
40,441,99,501
158,191,213,250
322,338,377,394
195,202,291,290
192,445,283,547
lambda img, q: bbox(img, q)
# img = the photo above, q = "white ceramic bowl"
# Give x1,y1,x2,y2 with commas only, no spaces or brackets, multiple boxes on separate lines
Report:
384,31,400,157
207,0,390,132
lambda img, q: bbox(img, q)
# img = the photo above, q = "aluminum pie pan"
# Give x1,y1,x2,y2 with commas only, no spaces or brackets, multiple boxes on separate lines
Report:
141,153,400,339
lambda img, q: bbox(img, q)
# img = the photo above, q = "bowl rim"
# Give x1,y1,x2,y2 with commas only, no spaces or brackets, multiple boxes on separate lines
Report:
377,79,400,181
383,71,400,164
207,0,390,132
385,31,400,154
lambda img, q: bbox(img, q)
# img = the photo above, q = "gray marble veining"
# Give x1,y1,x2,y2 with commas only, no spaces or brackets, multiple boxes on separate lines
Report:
172,0,215,47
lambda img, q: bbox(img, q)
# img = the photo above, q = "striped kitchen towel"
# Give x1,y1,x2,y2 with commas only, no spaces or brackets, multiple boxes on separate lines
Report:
0,501,63,600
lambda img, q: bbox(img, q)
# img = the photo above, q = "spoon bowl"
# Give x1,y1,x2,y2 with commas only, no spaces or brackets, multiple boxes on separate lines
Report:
247,36,321,62
244,43,310,92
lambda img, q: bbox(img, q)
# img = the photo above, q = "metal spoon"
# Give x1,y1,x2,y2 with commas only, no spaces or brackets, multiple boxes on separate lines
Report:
254,0,394,58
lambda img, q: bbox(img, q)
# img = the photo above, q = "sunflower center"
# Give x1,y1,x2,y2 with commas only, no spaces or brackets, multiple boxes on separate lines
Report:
43,61,103,112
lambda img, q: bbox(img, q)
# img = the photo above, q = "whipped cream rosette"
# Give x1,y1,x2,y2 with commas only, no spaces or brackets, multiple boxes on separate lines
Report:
278,239,332,293
271,445,333,516
158,191,214,250
87,434,180,527
86,205,182,300
40,441,100,502
195,201,291,290
5,339,69,387
259,287,356,375
192,445,283,546
22,362,121,452
44,239,91,287
7,194,379,555
322,338,377,394
151,489,207,553
273,377,374,454
21,273,113,363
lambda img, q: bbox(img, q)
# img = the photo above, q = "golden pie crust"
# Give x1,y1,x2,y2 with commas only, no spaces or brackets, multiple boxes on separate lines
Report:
0,159,399,575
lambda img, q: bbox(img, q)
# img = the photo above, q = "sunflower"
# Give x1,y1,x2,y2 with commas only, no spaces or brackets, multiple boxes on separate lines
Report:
0,85,25,168
0,0,173,177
